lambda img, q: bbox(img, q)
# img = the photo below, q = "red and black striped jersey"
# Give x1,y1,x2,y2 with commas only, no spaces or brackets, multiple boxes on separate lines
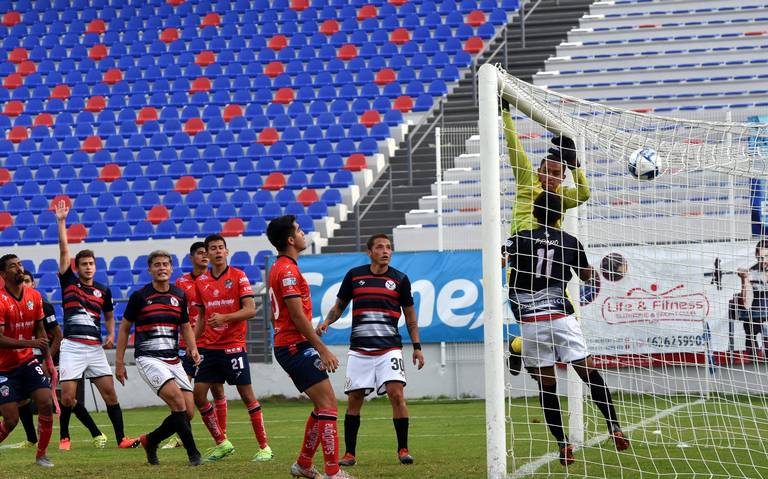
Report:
59,267,113,345
123,283,189,360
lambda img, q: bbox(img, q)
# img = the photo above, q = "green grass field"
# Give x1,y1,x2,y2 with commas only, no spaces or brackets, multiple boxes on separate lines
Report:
1,395,767,478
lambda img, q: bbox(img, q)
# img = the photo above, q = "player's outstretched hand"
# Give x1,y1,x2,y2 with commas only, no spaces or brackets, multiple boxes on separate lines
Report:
189,348,201,367
315,321,329,337
413,349,425,370
103,334,114,349
54,200,70,222
319,347,339,373
550,136,579,169
115,363,127,386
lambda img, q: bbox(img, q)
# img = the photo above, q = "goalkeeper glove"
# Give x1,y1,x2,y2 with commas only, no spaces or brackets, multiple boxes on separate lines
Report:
549,136,579,169
500,98,511,112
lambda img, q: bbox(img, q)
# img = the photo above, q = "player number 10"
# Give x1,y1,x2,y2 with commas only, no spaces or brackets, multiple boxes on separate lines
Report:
535,248,555,278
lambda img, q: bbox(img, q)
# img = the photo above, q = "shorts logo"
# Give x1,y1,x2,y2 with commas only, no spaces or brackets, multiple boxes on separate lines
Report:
224,279,233,289
385,280,396,290
303,348,318,357
170,297,179,307
313,358,325,371
93,289,102,298
282,277,297,287
0,376,7,384
0,385,9,397
26,300,34,310
151,375,162,386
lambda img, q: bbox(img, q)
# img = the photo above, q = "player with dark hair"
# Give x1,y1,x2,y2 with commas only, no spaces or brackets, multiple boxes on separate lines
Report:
0,254,55,466
505,192,628,466
55,201,138,449
737,239,768,360
317,233,424,467
115,250,202,466
191,234,272,462
266,215,352,479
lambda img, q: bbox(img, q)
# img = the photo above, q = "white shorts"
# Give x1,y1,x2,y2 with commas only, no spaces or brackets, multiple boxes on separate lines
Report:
345,349,406,396
521,315,589,369
136,356,193,396
59,339,113,382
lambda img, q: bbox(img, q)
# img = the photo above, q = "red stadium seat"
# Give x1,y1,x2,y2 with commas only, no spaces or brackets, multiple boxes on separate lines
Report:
0,168,10,186
160,27,180,43
0,212,13,231
338,44,358,61
89,44,109,61
320,19,340,36
375,68,396,86
50,84,71,100
34,113,54,127
2,11,21,27
8,47,27,64
17,60,36,76
3,100,24,117
221,218,245,237
390,28,410,45
175,176,197,194
291,0,309,11
200,13,221,28
258,127,279,146
297,188,319,207
86,19,107,34
167,0,185,5
389,0,408,5
223,104,243,122
264,61,285,78
268,35,288,51
103,68,123,84
196,50,216,66
358,5,377,20
7,125,27,142
85,96,106,112
464,37,484,54
262,172,286,191
3,73,22,89
393,95,414,113
82,135,103,153
99,163,122,182
67,224,87,244
190,77,211,93
184,118,205,136
466,10,486,27
360,110,381,128
273,87,295,105
137,107,158,125
49,195,72,211
147,205,170,225
345,153,367,171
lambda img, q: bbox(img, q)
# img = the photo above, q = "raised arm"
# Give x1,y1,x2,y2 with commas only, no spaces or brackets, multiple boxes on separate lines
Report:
738,268,753,308
55,201,71,274
562,166,591,210
502,107,535,186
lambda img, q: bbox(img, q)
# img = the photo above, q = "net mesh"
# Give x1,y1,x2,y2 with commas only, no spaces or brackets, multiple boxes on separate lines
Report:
492,66,768,478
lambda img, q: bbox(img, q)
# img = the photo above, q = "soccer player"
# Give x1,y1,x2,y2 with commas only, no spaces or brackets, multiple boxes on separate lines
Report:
0,254,55,467
115,250,202,466
737,239,768,361
266,215,352,479
505,192,628,466
317,233,425,466
162,242,227,450
191,234,272,462
55,201,138,449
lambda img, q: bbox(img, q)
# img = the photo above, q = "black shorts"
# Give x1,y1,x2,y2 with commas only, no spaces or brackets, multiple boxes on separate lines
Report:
179,350,196,379
274,342,329,393
0,359,51,405
195,348,251,386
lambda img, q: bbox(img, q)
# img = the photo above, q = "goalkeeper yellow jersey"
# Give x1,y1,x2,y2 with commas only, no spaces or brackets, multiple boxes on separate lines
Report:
503,110,591,235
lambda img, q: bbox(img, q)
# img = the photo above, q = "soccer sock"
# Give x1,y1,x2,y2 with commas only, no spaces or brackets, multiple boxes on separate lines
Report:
36,413,53,459
246,400,268,449
147,414,177,447
214,397,228,434
73,401,103,438
59,405,73,439
19,402,38,444
297,409,320,469
538,382,567,447
344,413,360,455
199,403,226,444
317,408,340,476
586,370,621,433
393,417,409,451
171,411,199,458
106,403,127,444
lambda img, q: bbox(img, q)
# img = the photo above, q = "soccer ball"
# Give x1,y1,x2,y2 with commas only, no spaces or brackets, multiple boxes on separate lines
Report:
627,147,662,180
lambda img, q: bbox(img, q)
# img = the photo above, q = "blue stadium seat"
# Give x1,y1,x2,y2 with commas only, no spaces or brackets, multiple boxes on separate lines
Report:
178,219,200,237
155,220,177,239
246,217,267,236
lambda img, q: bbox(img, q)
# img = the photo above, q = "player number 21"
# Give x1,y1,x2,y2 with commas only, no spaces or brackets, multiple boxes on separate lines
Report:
535,248,555,278
231,357,245,370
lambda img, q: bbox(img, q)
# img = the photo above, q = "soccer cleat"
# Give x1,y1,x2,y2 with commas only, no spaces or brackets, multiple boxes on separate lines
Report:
290,462,321,478
161,436,182,449
59,438,71,451
139,434,160,466
8,440,36,448
204,439,235,462
398,448,414,465
35,455,54,467
324,470,355,479
559,444,575,466
508,336,522,376
612,431,630,451
188,453,203,467
252,444,274,462
118,436,141,448
92,433,108,449
339,452,357,466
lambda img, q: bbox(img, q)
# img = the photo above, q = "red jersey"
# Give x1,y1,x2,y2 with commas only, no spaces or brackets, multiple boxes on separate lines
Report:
191,266,254,350
0,287,44,371
175,272,202,348
268,255,312,348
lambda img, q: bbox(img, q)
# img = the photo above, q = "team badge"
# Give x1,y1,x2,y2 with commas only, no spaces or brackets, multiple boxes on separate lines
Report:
26,300,33,310
314,358,325,371
0,385,9,397
213,289,220,297
385,280,396,290
224,279,233,289
170,297,179,307
93,289,102,298
151,375,161,386
358,280,365,286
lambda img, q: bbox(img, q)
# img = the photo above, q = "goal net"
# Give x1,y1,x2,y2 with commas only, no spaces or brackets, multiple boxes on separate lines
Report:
478,63,768,479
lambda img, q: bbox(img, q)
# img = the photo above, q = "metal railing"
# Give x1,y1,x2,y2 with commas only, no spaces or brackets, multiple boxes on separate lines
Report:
354,165,393,250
